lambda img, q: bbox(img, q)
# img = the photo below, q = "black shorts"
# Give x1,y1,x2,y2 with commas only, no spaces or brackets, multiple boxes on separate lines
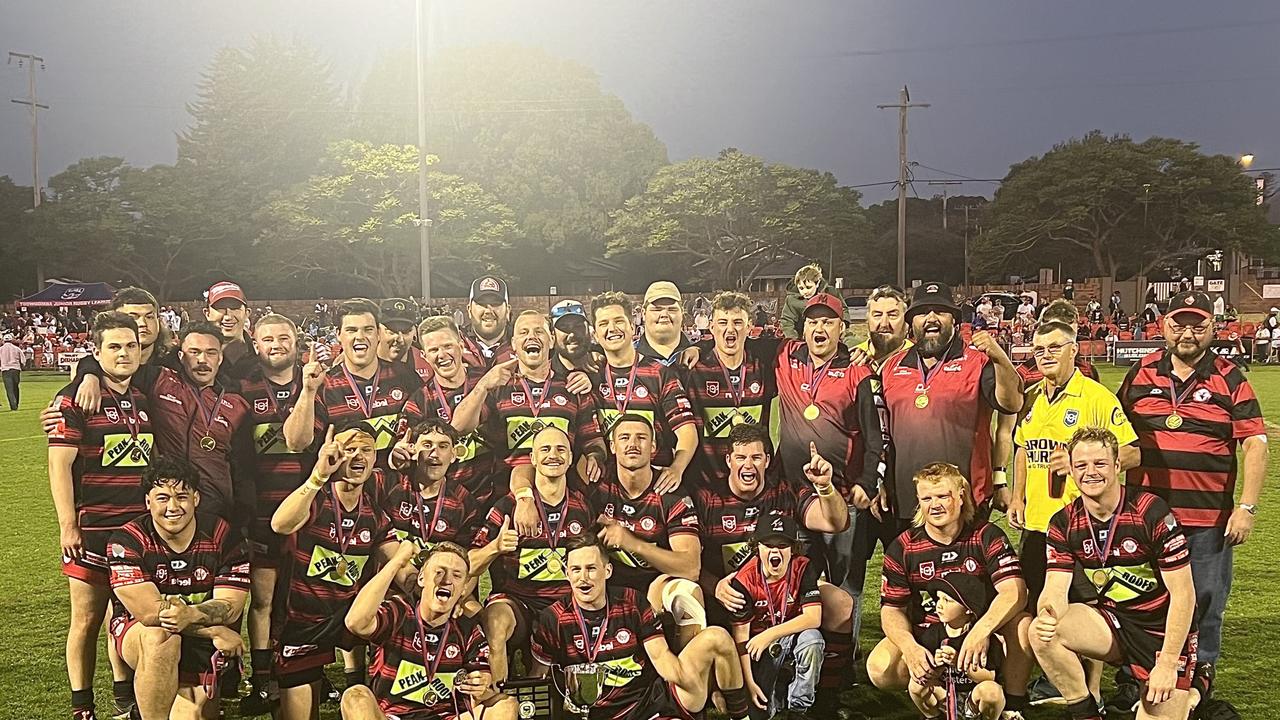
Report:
1094,605,1197,691
111,614,221,687
276,615,359,688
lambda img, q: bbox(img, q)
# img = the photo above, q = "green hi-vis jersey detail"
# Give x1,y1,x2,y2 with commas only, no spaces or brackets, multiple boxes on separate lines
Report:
1097,563,1160,604
721,541,751,572
455,433,487,463
162,591,211,605
391,528,438,553
611,548,649,569
102,432,154,468
368,413,402,450
573,656,645,689
597,408,656,439
253,422,291,455
306,544,370,587
701,405,764,439
517,546,567,582
505,416,571,452
391,661,456,704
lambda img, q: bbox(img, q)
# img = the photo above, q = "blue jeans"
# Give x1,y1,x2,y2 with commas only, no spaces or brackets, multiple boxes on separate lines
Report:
749,628,825,718
1186,527,1233,664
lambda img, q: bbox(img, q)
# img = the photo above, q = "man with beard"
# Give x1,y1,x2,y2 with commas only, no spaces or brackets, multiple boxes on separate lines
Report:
1114,291,1266,719
236,313,309,715
461,276,516,369
49,312,156,720
108,456,250,720
203,280,257,381
530,535,754,720
270,422,402,720
341,542,517,720
851,285,912,372
699,423,856,711
591,414,705,646
636,281,693,367
1032,428,1197,720
880,282,1023,537
469,426,596,685
452,310,605,536
587,291,697,493
867,463,1033,719
684,292,778,487
550,299,595,376
284,299,425,471
377,298,432,382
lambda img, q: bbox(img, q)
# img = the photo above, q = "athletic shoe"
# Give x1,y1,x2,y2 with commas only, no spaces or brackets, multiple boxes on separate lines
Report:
72,710,97,720
1104,681,1140,715
320,675,341,705
1028,674,1066,706
1196,698,1241,720
238,682,277,717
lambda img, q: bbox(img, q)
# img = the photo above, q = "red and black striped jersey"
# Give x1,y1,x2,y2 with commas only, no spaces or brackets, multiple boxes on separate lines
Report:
399,351,436,384
108,513,250,621
281,481,396,628
728,554,821,636
238,368,306,528
1046,489,1189,617
406,368,499,504
379,472,477,550
1118,349,1265,528
471,487,593,613
478,373,602,468
691,477,815,579
1017,355,1099,387
588,469,700,588
684,344,778,483
361,597,490,719
587,358,697,468
313,361,425,470
881,521,1021,627
880,338,1017,520
530,587,668,720
774,340,887,498
49,382,154,530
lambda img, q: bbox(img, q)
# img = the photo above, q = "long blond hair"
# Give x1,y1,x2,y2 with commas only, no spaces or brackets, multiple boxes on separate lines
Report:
911,462,976,528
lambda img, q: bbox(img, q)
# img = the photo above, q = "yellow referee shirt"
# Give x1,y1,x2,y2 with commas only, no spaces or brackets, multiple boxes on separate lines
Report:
854,337,913,373
1013,370,1138,532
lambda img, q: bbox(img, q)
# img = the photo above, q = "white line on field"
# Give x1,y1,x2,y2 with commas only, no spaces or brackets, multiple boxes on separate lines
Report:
0,434,44,443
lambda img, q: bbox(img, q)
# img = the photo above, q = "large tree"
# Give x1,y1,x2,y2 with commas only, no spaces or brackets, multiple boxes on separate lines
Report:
256,141,519,297
0,176,38,300
355,46,668,288
605,148,869,289
974,131,1278,280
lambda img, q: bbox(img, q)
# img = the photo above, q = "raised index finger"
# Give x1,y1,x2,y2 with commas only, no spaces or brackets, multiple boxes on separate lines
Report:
324,424,335,445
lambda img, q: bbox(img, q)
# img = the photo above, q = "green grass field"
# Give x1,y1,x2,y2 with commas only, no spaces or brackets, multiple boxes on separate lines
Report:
2,368,1277,719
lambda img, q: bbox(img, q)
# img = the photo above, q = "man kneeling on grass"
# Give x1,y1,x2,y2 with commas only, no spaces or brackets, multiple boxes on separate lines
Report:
341,540,516,720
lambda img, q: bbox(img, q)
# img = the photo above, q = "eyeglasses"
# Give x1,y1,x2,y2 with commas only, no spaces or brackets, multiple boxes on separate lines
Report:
1031,342,1075,358
1169,323,1211,336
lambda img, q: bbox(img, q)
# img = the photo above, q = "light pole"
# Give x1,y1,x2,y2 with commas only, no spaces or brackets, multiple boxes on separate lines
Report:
414,0,432,301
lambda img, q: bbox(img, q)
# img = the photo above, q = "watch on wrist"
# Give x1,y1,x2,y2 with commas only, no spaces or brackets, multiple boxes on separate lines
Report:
1239,503,1258,515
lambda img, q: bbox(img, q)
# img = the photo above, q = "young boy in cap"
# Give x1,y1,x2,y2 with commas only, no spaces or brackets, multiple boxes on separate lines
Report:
781,264,829,340
909,573,1006,720
728,514,824,719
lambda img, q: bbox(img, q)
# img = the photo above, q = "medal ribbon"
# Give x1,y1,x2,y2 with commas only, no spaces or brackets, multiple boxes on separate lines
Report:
331,487,364,560
104,386,140,443
341,363,381,419
414,611,454,685
430,378,457,423
913,353,949,398
415,481,448,545
804,355,836,407
1083,487,1124,563
1166,375,1199,418
190,384,226,438
758,560,793,626
570,601,611,664
718,358,745,410
264,375,301,418
605,362,641,414
519,374,553,419
532,490,569,551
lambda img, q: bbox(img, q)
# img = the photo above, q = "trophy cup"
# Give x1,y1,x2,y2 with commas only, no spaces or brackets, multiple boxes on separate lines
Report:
563,663,606,719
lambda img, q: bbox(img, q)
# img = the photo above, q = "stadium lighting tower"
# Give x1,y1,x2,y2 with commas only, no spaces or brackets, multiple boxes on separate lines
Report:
1240,153,1255,169
415,0,432,300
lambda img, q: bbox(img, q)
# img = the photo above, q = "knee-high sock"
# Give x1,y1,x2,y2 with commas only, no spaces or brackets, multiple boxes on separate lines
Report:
817,628,853,691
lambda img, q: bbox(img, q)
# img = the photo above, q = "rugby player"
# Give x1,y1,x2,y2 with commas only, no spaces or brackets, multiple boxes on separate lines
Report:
636,281,692,367
529,535,754,720
377,298,432,382
203,280,257,380
590,414,705,646
107,287,172,367
867,462,1033,719
270,422,401,720
586,291,697,492
1032,428,1197,720
48,311,155,720
384,419,478,556
1115,290,1266,717
461,275,515,368
342,541,517,720
107,455,250,720
468,425,595,685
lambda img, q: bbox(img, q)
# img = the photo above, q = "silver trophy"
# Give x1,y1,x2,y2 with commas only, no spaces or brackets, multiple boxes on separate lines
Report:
563,663,607,719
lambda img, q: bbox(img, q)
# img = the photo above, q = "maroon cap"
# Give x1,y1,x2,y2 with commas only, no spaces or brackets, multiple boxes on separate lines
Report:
803,292,843,318
206,280,246,307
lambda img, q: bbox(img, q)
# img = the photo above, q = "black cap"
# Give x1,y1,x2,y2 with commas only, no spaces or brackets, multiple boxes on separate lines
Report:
925,573,991,616
906,281,961,322
1165,291,1213,320
469,275,509,304
379,298,417,328
752,513,798,545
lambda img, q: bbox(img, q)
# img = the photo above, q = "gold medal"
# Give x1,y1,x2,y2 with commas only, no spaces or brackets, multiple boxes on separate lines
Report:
200,435,216,452
334,557,350,580
803,404,820,421
1165,414,1183,430
730,413,747,426
914,393,930,409
1091,568,1109,589
547,552,562,575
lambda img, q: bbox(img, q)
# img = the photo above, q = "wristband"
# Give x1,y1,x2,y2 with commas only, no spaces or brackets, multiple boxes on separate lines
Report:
514,487,534,501
992,470,1008,487
816,483,835,497
304,474,326,492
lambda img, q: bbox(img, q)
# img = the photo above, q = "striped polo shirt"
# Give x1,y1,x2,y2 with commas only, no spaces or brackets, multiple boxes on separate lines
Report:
1118,349,1265,528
